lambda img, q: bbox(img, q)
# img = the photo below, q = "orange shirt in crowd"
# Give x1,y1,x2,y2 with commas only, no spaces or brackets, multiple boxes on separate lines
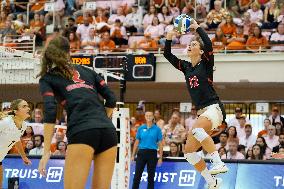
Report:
76,16,93,24
95,16,108,23
138,39,158,48
246,36,268,50
239,0,251,6
211,37,227,51
31,0,46,12
227,34,246,50
99,40,116,50
221,24,237,36
258,130,268,137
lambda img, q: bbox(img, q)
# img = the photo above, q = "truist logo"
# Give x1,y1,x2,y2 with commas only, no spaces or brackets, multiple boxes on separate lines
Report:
189,76,199,88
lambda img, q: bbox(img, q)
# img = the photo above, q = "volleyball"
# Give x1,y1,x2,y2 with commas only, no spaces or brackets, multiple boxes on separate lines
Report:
174,14,191,34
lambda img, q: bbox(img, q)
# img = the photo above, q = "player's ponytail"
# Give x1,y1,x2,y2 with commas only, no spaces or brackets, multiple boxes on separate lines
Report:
37,36,74,80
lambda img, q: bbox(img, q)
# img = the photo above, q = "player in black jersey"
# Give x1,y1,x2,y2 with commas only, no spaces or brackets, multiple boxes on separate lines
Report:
164,19,228,189
37,36,118,189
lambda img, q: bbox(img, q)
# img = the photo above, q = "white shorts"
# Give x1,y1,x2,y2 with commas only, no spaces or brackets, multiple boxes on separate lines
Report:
197,104,223,130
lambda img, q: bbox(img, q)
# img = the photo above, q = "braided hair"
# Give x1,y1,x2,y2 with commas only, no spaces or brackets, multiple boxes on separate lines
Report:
37,36,73,80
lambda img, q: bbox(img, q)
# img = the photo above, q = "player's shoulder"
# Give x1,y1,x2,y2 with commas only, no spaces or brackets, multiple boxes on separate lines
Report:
0,115,13,126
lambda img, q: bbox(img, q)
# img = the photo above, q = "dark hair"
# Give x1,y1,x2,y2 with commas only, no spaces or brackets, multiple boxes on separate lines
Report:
169,142,181,157
56,141,67,150
238,145,246,152
227,126,238,138
220,131,229,138
68,17,75,22
69,31,79,42
37,36,73,80
33,134,44,144
253,25,263,39
218,147,227,158
152,16,160,25
264,118,271,124
256,136,268,155
245,147,253,159
161,5,170,16
22,126,34,137
251,144,265,160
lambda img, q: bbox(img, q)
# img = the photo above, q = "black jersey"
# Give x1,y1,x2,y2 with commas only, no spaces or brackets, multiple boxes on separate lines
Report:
164,27,221,111
39,64,117,138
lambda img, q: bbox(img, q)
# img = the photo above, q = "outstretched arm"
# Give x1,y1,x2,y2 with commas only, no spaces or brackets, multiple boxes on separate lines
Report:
163,30,186,72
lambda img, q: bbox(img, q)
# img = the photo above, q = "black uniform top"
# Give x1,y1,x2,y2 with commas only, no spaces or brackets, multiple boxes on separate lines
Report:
164,27,222,111
39,64,117,138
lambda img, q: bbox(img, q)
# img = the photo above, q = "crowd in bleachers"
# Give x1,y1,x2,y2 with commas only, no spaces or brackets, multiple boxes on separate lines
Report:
0,0,283,52
3,102,284,160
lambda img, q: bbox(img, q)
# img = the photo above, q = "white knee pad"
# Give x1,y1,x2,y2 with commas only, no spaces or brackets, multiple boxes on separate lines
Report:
192,128,209,142
184,152,201,165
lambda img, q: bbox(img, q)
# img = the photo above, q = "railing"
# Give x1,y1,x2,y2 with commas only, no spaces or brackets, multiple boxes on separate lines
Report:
2,35,36,54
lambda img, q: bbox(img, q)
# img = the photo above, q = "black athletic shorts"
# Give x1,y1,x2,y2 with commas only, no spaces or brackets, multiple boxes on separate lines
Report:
68,128,118,154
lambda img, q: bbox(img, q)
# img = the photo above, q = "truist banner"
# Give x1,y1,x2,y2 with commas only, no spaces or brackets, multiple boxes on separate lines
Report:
2,158,284,189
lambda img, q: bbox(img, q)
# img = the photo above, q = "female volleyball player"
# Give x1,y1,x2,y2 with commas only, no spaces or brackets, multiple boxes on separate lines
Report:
37,36,117,189
164,19,228,188
0,99,32,188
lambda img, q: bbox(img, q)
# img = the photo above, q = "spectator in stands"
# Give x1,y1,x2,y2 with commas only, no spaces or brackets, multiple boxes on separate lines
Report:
256,136,272,159
270,23,284,51
228,107,250,127
278,4,284,23
264,125,279,149
163,112,186,145
160,5,173,28
29,0,45,21
76,17,94,42
30,108,43,123
239,0,253,13
14,0,28,20
3,35,17,47
211,28,227,51
21,126,35,148
269,106,284,126
168,1,180,18
239,123,256,151
256,0,270,10
137,33,158,49
108,6,125,25
50,131,65,153
110,19,128,46
63,17,77,38
144,16,164,41
29,13,45,46
272,133,284,153
99,31,116,51
66,0,75,15
262,0,280,29
235,115,247,139
24,140,34,154
227,25,247,50
201,0,229,29
184,0,209,20
220,15,237,38
224,0,240,17
164,142,184,157
275,122,283,136
211,121,228,143
185,106,198,133
215,132,229,151
76,11,93,25
0,11,7,30
0,20,16,38
143,5,163,30
218,147,227,158
13,14,25,34
238,145,246,157
258,118,271,137
246,25,269,50
154,110,165,129
44,0,65,28
81,28,100,51
68,31,80,52
53,141,67,156
222,140,245,159
241,12,253,36
227,126,239,144
249,144,266,160
29,134,44,155
92,8,110,33
124,4,142,33
246,147,253,159
247,2,263,25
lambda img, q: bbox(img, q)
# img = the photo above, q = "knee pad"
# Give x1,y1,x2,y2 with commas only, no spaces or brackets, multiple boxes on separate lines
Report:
192,128,209,142
184,152,201,165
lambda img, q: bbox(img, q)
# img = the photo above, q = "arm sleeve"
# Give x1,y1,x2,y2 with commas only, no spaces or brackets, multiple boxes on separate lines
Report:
163,40,186,72
94,72,117,108
39,78,57,123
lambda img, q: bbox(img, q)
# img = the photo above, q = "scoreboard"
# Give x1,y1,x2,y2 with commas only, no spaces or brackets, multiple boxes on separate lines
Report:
71,54,156,81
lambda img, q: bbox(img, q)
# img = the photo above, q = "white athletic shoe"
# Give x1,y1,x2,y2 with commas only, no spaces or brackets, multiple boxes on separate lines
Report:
209,162,229,175
208,177,222,189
